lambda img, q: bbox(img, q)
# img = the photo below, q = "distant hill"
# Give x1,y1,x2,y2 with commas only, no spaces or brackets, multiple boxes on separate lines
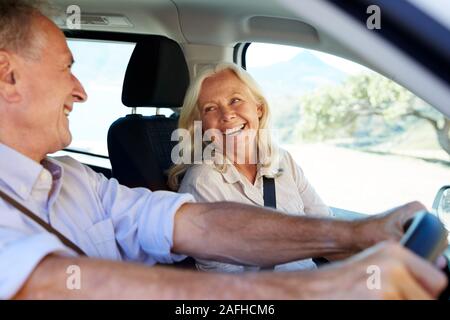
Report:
248,51,346,99
247,50,348,142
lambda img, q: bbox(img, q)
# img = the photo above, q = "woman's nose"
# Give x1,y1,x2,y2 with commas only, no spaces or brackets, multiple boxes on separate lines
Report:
220,105,236,121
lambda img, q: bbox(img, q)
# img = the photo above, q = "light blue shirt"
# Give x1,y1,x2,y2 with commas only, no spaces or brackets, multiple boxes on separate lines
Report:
0,143,194,299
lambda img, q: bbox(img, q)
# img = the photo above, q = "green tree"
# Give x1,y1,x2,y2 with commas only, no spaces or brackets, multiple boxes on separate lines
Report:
298,72,450,156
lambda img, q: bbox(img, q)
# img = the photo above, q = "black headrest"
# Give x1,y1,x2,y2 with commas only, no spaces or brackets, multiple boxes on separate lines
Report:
122,35,190,108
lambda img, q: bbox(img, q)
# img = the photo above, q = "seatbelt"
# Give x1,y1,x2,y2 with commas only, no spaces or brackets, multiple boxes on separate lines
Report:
0,188,87,256
262,176,277,208
261,177,277,271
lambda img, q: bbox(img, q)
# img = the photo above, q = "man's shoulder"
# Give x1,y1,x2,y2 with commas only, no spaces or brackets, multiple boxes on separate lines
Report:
48,156,97,176
50,155,84,168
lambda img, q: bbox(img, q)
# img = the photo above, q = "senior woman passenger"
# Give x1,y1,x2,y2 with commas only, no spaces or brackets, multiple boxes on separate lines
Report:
168,63,333,273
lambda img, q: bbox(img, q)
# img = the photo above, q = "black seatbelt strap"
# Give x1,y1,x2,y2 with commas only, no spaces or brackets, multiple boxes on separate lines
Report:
0,188,86,256
262,176,276,208
261,177,276,271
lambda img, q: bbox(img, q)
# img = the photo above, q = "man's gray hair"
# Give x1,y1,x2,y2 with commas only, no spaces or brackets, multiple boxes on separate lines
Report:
0,0,51,58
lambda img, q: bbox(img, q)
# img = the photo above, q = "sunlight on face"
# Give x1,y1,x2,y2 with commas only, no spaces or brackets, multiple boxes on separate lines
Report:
198,69,263,163
14,14,87,159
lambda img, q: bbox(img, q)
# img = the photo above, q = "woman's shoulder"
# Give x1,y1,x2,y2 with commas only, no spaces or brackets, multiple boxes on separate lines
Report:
273,147,297,170
272,147,306,181
180,163,224,187
277,147,290,161
178,163,233,201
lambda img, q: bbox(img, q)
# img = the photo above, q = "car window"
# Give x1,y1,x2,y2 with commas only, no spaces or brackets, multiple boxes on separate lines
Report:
63,39,173,159
246,42,450,214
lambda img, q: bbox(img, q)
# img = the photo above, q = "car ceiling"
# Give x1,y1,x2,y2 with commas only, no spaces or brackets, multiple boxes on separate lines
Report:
50,0,369,66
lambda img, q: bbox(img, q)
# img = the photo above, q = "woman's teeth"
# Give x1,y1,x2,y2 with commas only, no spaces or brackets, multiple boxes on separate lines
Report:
224,124,245,136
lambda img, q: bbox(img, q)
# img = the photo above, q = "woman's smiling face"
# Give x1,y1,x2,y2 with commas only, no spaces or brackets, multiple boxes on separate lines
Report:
197,69,263,160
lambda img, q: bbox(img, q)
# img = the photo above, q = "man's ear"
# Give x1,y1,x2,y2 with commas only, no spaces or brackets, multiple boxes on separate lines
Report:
0,51,21,103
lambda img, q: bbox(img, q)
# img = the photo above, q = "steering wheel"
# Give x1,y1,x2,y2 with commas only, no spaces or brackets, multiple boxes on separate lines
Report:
401,211,449,300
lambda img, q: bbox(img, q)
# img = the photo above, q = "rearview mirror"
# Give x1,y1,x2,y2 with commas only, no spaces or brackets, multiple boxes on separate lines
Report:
433,186,450,241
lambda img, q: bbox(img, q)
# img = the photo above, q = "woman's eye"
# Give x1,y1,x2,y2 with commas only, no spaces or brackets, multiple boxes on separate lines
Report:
231,98,241,104
204,106,215,113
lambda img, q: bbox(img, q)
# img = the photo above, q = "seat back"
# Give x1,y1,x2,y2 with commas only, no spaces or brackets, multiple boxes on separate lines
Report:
107,35,189,190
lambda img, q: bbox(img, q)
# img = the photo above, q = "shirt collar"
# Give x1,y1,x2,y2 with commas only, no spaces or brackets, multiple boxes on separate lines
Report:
207,152,240,184
42,158,63,181
0,143,62,201
221,164,242,184
212,152,282,185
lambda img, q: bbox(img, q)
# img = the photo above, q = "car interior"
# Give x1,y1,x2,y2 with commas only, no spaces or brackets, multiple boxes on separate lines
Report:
3,0,450,304
46,0,450,271
56,0,375,192
107,35,189,191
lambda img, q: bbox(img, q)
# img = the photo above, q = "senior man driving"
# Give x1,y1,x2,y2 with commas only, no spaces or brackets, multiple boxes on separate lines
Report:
0,0,447,300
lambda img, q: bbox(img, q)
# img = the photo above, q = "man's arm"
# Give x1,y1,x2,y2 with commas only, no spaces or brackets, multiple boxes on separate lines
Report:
173,201,424,266
12,254,319,299
13,242,447,299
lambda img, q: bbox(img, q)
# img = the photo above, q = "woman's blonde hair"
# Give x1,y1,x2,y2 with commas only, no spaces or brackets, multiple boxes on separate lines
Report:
167,62,278,190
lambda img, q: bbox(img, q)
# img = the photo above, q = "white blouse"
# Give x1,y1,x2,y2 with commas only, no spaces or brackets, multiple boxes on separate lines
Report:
179,147,333,273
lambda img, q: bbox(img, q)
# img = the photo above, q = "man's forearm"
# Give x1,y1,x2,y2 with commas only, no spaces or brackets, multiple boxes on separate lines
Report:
173,202,370,267
13,255,334,299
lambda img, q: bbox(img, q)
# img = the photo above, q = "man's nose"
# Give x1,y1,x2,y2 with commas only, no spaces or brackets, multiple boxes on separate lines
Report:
72,75,88,103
